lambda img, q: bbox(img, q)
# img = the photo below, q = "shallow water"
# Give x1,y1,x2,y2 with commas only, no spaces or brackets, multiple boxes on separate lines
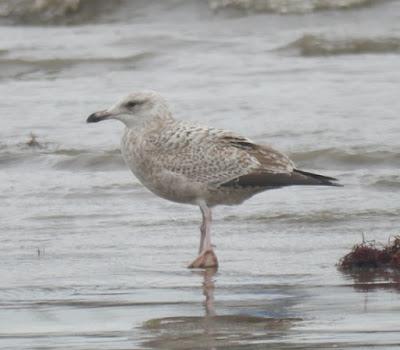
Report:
1,0,400,349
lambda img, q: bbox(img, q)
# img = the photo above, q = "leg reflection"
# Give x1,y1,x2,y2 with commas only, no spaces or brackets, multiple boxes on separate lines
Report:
140,268,300,349
201,268,218,350
202,267,217,317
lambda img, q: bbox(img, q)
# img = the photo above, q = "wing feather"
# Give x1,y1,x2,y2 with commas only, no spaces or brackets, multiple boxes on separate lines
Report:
152,124,294,187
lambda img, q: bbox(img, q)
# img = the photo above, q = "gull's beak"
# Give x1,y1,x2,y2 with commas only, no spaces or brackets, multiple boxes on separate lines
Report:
86,110,113,123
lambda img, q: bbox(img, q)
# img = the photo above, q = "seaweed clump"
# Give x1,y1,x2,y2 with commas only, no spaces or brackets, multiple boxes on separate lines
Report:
339,236,400,270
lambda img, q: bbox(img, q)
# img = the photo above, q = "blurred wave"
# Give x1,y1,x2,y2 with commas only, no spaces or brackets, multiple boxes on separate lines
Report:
0,0,387,25
223,207,400,225
53,149,125,171
280,34,400,56
0,141,125,171
366,175,400,190
0,0,206,25
0,0,119,25
0,52,155,80
291,147,400,169
209,0,383,14
2,140,400,174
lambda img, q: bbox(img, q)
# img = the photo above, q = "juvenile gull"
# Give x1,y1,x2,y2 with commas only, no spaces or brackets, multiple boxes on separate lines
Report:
87,91,339,268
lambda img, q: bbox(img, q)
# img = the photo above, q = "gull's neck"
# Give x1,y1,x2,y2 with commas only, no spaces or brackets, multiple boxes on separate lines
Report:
125,111,176,133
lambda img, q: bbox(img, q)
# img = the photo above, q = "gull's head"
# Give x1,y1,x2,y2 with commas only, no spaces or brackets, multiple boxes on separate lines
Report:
86,91,171,128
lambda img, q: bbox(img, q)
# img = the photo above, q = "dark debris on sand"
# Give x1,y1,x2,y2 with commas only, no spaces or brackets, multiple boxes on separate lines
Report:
338,236,400,270
26,133,42,148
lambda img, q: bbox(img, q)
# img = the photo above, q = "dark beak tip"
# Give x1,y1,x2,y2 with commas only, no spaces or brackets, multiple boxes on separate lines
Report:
86,113,99,123
86,110,112,123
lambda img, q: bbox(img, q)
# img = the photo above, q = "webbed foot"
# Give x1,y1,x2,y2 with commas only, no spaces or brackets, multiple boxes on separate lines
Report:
188,249,218,269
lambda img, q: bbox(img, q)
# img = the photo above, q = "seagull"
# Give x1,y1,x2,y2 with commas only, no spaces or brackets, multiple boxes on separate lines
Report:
87,91,340,269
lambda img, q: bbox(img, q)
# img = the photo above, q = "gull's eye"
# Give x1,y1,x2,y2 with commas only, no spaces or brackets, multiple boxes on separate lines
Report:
125,101,137,109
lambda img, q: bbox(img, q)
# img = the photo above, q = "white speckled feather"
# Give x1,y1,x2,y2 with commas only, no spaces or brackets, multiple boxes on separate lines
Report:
121,114,294,206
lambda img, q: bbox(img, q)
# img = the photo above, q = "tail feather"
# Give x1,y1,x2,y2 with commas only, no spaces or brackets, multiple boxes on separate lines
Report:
220,169,341,188
293,169,341,186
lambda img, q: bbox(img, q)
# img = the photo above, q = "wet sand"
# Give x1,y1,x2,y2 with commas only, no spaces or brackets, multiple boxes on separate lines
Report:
2,197,400,349
1,0,400,348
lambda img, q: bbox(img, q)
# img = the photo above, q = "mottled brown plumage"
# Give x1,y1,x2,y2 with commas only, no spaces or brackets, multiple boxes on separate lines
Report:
87,91,340,268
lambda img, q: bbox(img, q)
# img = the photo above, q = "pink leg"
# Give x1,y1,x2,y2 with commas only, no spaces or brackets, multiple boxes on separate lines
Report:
201,204,212,251
188,202,218,269
199,220,205,254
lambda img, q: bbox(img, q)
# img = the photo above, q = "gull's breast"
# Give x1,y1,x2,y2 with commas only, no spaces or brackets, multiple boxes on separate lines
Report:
121,128,204,205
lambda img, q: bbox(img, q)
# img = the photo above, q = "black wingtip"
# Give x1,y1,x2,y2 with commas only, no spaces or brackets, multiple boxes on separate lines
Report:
327,181,344,187
294,169,342,187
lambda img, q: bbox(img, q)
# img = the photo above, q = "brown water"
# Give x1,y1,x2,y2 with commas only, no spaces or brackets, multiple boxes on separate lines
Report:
1,0,400,349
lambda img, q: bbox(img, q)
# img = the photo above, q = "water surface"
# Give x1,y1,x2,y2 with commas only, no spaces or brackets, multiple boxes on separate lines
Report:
1,0,400,349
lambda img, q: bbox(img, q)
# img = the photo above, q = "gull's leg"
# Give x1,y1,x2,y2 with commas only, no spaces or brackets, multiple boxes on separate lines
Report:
188,202,218,269
198,213,206,254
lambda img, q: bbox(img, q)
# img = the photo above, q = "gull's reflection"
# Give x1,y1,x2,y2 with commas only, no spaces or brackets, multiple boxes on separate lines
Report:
198,268,218,350
202,267,217,317
140,268,299,349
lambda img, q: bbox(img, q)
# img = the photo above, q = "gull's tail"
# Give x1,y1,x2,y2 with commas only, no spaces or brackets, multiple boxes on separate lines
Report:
221,169,341,188
292,169,341,187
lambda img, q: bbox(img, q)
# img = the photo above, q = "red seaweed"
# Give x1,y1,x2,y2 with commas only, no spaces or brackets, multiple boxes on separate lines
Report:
338,236,400,270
